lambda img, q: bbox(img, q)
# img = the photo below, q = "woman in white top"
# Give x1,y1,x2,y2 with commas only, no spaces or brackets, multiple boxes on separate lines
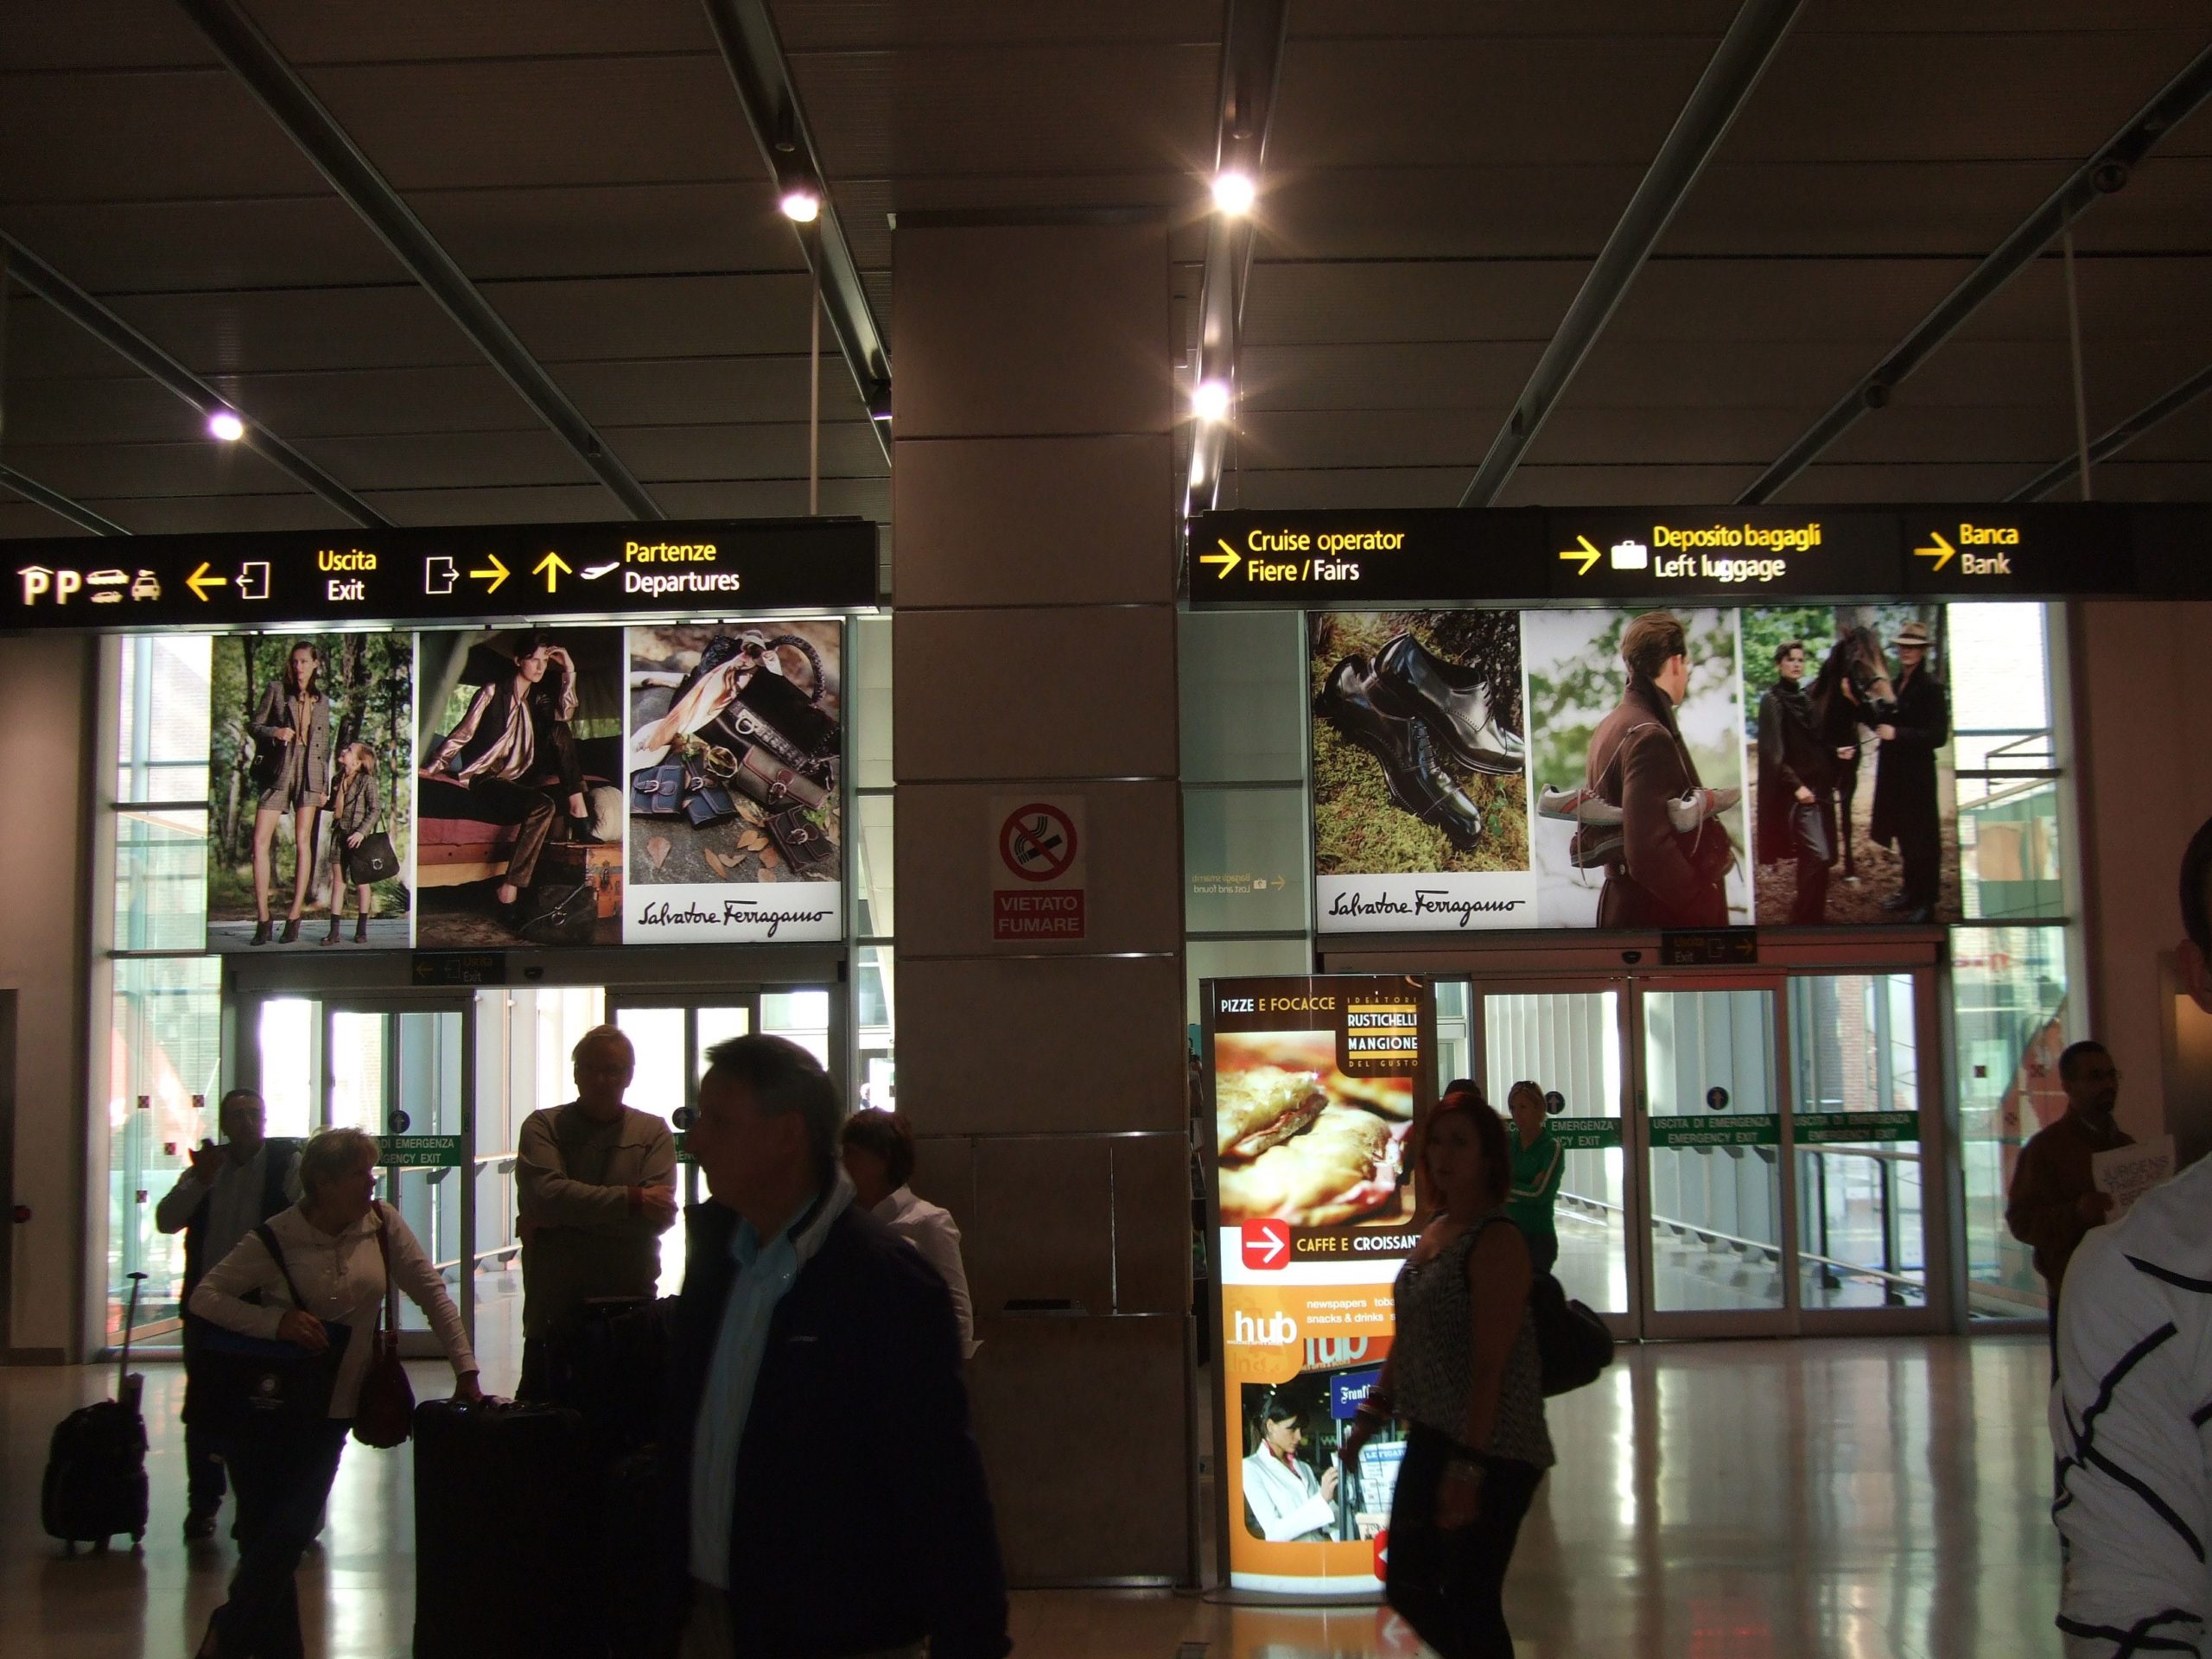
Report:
1243,1392,1340,1542
840,1109,977,1358
190,1127,480,1659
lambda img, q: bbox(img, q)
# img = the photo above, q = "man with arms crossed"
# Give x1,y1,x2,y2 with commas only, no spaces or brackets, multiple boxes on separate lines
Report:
515,1024,677,1398
2050,816,2212,1656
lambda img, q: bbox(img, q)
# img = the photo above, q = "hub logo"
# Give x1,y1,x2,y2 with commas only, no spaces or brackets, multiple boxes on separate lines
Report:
1230,1310,1297,1346
1241,1217,1291,1270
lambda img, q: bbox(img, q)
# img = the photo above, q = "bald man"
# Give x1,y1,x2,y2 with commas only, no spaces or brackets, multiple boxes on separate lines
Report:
515,1024,677,1397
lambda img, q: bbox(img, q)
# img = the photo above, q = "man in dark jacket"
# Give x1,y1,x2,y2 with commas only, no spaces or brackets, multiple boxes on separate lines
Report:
1869,620,1951,924
1756,639,1835,925
1586,611,1731,928
154,1089,300,1540
668,1034,1008,1659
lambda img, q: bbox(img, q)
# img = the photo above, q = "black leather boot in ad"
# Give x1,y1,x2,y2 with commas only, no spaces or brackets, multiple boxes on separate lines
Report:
1370,632,1528,777
1315,657,1486,849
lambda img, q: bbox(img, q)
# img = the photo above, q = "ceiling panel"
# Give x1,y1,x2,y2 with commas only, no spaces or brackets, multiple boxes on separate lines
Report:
775,2,1218,52
0,69,322,201
0,198,401,291
0,437,311,499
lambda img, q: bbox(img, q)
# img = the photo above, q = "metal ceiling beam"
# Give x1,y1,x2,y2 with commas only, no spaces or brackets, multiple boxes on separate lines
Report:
175,0,664,519
2007,359,2212,502
1461,0,1803,507
1741,42,2212,505
699,0,892,467
0,463,130,535
1,230,387,528
1185,0,1291,517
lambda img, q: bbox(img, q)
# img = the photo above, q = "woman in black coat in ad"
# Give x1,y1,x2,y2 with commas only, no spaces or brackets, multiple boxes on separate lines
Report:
1869,620,1951,924
248,641,333,945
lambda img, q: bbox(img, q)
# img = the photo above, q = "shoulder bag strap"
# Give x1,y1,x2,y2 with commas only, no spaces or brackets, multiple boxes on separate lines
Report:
374,1203,398,1336
254,1221,313,1313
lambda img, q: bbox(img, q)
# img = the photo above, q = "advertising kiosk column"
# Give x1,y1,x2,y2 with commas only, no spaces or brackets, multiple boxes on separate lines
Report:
1205,974,1433,1596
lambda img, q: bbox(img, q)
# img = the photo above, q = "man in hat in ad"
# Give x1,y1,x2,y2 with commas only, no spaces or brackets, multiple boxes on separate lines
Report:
1868,620,1950,924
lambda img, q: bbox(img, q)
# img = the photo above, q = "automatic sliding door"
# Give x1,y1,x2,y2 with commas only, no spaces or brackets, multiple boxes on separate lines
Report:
1478,988,1634,1332
1638,983,1791,1332
1789,972,1935,1319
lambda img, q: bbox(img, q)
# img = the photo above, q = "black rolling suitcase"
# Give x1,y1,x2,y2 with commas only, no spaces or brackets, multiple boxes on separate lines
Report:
411,1398,599,1659
42,1271,151,1552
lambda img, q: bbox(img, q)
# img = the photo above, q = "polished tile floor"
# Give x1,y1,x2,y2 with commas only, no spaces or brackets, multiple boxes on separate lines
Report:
3,1333,2060,1656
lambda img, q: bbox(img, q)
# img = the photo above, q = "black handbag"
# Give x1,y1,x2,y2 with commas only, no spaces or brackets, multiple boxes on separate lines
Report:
766,807,837,874
1529,1269,1614,1396
631,762,687,817
1789,799,1833,864
345,832,400,886
679,757,740,829
197,1224,352,1436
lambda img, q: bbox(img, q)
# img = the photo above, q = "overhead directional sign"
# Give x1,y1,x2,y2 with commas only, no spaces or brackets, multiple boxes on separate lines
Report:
3,516,878,632
1188,502,2196,607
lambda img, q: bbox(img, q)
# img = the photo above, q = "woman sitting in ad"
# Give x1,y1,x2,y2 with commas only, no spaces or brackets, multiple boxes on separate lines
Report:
1243,1392,1341,1543
248,640,332,945
421,634,593,912
1344,1087,1554,1659
321,743,378,946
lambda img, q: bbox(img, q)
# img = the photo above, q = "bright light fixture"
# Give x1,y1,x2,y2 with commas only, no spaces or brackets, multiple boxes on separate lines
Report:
779,188,822,224
1212,170,1256,216
1192,379,1232,423
207,410,245,442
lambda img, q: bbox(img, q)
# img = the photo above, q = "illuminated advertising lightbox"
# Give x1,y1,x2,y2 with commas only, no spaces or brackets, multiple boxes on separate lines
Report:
1205,974,1434,1597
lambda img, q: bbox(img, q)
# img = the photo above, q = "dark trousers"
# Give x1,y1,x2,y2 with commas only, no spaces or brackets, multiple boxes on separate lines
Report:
1527,1232,1559,1276
1386,1424,1543,1659
1898,812,1942,909
464,775,563,889
181,1317,227,1516
213,1417,349,1659
518,1335,549,1402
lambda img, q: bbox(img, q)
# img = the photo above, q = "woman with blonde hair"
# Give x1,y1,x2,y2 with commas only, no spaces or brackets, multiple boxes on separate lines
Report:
322,742,381,946
191,1128,479,1658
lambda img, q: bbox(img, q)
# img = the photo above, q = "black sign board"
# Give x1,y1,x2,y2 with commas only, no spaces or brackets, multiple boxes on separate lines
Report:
3,517,877,632
1189,503,2175,608
1660,929,1760,967
411,952,507,987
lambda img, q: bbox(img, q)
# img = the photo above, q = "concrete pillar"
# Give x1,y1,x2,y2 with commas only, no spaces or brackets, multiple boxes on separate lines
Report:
890,213,1190,1581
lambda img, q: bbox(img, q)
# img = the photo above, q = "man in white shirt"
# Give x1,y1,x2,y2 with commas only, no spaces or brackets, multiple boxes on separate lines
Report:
155,1088,301,1541
2050,813,2212,1654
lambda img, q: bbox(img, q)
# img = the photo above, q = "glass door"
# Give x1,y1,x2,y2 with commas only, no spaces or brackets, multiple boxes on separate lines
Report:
610,995,758,1287
320,997,476,1355
1473,987,1637,1338
1635,980,1793,1337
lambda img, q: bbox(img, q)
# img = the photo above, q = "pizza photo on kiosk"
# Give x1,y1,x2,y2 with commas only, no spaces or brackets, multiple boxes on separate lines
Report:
1214,1031,1413,1229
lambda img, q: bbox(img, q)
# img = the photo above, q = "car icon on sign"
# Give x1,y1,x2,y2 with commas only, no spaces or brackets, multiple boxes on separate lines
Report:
130,570,162,601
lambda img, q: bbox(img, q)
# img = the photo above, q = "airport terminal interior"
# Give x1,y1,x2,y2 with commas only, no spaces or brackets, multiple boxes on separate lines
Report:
4,3,2212,1656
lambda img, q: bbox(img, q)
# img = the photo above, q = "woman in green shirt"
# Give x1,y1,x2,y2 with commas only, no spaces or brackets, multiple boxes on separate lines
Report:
1505,1081,1563,1274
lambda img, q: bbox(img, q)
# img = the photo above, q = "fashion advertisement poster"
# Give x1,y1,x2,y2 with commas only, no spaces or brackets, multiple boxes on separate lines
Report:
205,632,415,950
413,626,626,949
1207,975,1431,1594
1740,605,1961,925
1523,607,1751,930
1310,611,1535,932
623,621,843,944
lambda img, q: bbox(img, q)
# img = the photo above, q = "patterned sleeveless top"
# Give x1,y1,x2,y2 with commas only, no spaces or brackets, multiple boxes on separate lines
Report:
1391,1211,1554,1469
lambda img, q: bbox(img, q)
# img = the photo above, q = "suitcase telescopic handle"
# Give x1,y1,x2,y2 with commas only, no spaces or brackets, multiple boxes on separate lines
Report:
118,1271,148,1393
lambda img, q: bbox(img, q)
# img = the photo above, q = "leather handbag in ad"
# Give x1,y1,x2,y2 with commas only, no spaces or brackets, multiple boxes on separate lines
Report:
352,1205,416,1448
731,745,830,811
767,806,837,874
631,762,687,817
344,832,400,887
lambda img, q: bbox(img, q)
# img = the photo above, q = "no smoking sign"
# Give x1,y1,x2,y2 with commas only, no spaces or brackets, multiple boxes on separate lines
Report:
990,795,1086,943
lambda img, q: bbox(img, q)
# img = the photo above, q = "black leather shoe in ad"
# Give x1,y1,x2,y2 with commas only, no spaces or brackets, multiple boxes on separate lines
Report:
1316,657,1485,849
1370,632,1527,776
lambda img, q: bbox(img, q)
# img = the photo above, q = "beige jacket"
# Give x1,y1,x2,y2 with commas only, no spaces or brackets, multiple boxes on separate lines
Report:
515,1103,677,1338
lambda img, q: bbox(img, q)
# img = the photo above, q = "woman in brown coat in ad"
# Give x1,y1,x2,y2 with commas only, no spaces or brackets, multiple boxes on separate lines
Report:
1584,612,1731,929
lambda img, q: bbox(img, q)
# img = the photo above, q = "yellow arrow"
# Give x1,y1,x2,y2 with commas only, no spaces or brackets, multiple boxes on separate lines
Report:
1557,534,1601,576
533,550,573,593
471,552,509,594
1200,538,1240,579
185,561,228,602
1915,531,1955,573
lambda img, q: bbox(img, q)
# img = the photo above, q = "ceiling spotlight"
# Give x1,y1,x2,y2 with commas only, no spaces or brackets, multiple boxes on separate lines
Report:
207,410,245,442
1211,170,1256,216
779,187,822,224
1192,379,1232,423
